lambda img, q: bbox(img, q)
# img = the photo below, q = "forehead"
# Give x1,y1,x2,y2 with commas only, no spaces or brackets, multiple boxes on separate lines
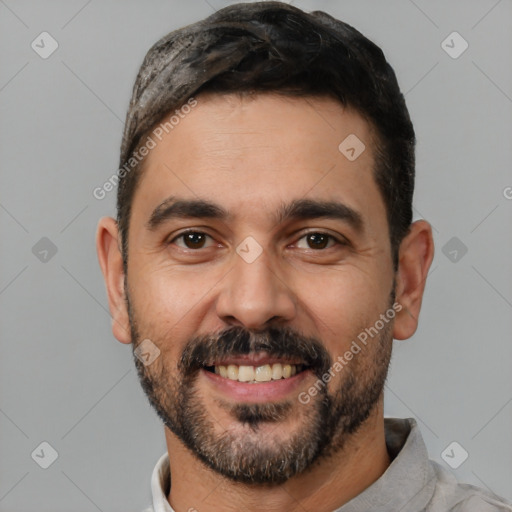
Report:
131,93,385,231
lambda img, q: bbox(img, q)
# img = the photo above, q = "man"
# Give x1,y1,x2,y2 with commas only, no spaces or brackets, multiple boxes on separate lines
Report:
96,2,512,511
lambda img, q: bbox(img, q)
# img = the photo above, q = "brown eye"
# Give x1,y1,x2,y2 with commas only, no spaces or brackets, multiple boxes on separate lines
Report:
172,231,213,249
307,233,329,249
295,232,341,250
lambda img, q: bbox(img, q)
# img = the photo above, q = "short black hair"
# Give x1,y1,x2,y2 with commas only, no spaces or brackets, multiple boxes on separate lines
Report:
117,1,415,270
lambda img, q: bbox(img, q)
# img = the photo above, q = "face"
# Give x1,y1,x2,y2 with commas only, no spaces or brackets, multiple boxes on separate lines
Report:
124,94,396,484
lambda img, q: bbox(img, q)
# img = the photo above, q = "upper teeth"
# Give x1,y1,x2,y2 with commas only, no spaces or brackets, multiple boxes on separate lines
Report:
214,363,299,382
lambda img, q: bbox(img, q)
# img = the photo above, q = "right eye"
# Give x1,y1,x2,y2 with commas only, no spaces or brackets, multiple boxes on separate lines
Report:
170,231,216,250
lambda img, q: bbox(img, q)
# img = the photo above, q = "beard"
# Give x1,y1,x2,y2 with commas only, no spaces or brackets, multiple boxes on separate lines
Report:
128,294,394,485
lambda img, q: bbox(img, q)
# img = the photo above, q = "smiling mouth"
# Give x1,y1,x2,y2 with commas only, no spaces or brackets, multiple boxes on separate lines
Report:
204,363,308,383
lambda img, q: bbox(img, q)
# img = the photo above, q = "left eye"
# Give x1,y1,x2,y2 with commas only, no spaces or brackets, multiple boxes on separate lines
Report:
171,231,215,249
295,232,339,250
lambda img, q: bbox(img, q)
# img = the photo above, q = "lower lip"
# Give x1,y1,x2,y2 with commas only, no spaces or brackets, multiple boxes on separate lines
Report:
201,369,311,403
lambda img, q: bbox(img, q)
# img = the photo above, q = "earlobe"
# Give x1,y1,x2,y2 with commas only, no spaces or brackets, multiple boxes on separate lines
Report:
393,220,434,340
96,217,132,344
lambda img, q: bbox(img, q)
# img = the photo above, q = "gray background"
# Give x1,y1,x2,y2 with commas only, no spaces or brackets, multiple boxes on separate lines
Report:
1,0,511,510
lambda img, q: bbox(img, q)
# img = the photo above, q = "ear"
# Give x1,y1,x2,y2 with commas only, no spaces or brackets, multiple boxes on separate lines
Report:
393,220,434,340
96,217,131,344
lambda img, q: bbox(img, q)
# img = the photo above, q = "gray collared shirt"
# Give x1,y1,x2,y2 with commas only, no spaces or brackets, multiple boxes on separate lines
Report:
142,417,512,512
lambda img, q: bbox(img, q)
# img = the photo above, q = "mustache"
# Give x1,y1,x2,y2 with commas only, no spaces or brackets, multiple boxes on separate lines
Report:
179,325,332,379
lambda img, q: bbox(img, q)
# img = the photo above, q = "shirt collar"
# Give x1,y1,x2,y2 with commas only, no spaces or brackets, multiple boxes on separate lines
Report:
334,417,437,511
148,417,436,512
149,451,173,512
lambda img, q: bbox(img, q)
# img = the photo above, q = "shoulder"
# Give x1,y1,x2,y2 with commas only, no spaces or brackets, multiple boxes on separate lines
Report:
452,493,512,512
426,461,512,511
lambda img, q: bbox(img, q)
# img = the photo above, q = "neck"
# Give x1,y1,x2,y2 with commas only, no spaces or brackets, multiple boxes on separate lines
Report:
164,402,390,512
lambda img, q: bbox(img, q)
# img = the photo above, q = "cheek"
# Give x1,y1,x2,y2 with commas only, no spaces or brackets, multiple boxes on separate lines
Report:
131,265,201,319
127,264,223,351
294,267,390,351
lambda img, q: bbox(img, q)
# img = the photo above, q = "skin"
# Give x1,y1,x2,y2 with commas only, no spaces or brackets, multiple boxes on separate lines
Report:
97,93,434,512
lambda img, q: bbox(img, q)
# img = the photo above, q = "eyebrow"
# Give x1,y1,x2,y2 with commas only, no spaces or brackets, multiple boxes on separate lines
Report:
146,196,364,233
147,197,228,230
275,198,364,232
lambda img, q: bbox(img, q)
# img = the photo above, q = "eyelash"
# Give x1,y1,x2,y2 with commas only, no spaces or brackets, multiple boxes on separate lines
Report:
168,229,347,251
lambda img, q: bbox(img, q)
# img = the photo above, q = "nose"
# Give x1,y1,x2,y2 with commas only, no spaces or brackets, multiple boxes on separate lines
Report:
215,250,297,330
